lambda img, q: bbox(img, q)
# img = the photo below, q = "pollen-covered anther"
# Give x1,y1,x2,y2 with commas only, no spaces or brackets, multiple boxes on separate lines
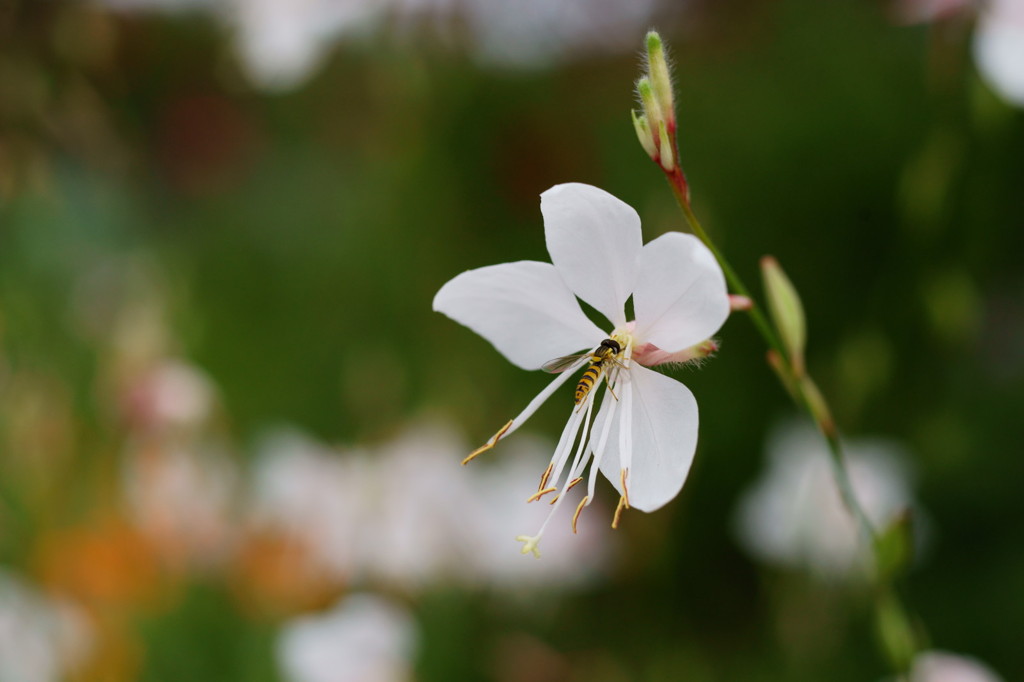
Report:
462,419,513,465
611,495,628,529
572,496,590,534
548,476,583,505
537,462,554,491
526,487,558,503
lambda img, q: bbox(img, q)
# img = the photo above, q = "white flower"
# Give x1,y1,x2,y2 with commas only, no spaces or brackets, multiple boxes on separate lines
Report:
433,183,730,556
906,650,1005,682
973,0,1024,108
734,421,918,579
276,593,418,682
0,571,92,682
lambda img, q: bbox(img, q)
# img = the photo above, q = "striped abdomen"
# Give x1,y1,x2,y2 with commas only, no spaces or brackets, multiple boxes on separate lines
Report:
574,360,605,404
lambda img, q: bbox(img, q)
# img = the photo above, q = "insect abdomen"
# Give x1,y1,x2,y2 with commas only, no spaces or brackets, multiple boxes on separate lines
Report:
574,362,604,404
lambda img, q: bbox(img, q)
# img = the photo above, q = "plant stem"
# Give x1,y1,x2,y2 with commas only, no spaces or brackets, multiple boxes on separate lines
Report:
665,173,786,363
664,167,920,673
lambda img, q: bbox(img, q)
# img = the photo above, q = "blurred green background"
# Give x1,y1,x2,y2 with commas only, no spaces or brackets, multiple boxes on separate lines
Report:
1,0,1022,680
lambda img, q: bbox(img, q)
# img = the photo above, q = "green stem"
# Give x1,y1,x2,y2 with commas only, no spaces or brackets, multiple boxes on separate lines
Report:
666,169,876,538
665,166,919,672
665,174,785,362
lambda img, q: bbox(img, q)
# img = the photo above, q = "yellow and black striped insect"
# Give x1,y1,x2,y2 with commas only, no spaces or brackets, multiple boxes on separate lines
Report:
542,338,626,405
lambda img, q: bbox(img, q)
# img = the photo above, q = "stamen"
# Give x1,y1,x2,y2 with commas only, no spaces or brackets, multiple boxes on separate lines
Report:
547,477,583,505
537,462,554,492
619,468,631,509
544,408,586,495
463,419,513,465
572,495,590,534
586,388,619,501
612,495,628,529
526,486,558,503
606,378,619,401
618,378,634,476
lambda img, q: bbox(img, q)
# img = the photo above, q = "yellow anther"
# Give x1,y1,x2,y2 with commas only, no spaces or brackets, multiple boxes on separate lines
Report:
462,420,513,465
526,487,558,503
611,495,628,529
538,462,554,492
619,468,631,509
572,495,589,534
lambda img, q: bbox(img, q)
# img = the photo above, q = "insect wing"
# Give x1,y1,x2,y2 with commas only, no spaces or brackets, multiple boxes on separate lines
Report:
541,353,588,374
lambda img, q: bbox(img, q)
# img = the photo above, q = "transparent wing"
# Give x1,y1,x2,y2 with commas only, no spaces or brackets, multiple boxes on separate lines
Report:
541,353,589,374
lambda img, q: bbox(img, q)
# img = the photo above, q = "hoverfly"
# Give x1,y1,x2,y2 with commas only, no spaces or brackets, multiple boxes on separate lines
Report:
542,338,627,405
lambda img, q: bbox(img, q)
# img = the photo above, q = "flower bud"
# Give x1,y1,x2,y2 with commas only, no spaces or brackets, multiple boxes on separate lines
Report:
645,31,675,131
636,77,663,140
761,256,806,377
631,110,657,160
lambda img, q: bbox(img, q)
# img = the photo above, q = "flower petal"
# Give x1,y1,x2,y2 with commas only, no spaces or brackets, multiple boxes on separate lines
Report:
632,232,729,353
433,261,605,370
595,365,698,512
541,183,642,327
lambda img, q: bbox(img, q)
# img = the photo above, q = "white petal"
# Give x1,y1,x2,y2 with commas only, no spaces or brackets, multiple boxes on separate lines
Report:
633,232,729,353
595,365,698,512
541,183,642,327
433,260,604,370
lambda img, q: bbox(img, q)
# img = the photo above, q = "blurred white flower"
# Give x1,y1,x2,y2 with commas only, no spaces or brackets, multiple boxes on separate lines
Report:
249,429,369,579
277,593,418,682
123,443,239,569
0,571,92,682
907,650,1005,682
365,423,614,589
973,0,1024,107
435,183,729,557
896,0,1024,108
246,421,613,590
733,421,917,579
223,0,385,91
892,0,973,24
399,0,660,68
463,434,613,589
100,0,670,90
